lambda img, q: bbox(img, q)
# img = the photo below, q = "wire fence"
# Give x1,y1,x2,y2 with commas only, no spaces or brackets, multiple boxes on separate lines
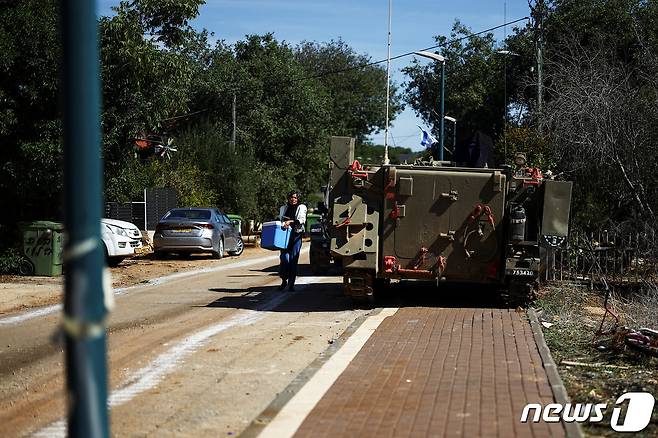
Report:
544,221,658,287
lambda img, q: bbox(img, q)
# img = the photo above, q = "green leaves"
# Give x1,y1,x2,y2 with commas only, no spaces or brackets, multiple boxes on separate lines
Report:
2,1,405,233
403,21,510,146
295,39,402,143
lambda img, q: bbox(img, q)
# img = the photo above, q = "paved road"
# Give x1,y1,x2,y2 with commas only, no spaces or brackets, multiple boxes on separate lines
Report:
0,246,367,437
0,247,569,438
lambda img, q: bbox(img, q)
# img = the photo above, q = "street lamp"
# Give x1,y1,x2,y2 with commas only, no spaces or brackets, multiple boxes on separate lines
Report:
444,115,457,154
414,50,446,160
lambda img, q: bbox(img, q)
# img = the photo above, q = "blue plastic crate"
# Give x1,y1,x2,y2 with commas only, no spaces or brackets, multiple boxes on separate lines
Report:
261,221,291,250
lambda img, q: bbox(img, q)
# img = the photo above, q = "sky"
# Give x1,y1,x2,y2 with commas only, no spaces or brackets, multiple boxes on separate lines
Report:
98,0,532,151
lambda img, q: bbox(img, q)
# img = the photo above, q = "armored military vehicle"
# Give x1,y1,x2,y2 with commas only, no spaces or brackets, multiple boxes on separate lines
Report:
324,136,572,305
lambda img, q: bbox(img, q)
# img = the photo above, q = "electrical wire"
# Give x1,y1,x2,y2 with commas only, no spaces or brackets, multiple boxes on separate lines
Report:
290,16,530,83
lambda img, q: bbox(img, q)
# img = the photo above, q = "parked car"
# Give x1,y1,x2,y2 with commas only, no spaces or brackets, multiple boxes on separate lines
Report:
101,218,143,267
153,208,244,258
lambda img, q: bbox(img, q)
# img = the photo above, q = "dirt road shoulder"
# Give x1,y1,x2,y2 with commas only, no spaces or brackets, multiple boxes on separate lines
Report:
0,246,274,315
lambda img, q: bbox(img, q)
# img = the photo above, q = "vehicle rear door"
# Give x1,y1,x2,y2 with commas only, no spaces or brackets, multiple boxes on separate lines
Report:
218,212,236,249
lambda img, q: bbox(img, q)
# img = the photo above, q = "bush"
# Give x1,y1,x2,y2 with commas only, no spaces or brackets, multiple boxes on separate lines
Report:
0,247,24,275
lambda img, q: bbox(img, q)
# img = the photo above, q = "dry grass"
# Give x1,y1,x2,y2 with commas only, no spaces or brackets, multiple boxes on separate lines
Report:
536,282,658,437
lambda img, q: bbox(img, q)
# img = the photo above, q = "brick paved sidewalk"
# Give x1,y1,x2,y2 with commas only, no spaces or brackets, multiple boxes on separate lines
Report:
293,308,565,438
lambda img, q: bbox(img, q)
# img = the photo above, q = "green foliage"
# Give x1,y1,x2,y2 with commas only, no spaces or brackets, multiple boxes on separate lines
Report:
0,0,62,224
154,160,217,208
0,247,23,275
495,126,555,169
354,144,414,165
99,2,202,200
295,39,403,143
404,21,506,143
0,0,413,233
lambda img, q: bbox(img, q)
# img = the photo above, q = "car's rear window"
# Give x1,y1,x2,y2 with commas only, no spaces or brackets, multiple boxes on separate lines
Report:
165,209,212,220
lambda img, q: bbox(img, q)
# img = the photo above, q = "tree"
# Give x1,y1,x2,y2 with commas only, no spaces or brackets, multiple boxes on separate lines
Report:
295,39,403,143
0,0,62,229
99,0,206,201
533,0,658,225
541,33,658,224
404,23,506,147
404,20,541,163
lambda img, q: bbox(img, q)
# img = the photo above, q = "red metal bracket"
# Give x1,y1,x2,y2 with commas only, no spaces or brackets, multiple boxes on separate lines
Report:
389,203,400,220
335,217,351,228
468,204,484,223
437,255,446,273
483,205,495,227
412,247,429,270
383,255,398,273
348,160,368,179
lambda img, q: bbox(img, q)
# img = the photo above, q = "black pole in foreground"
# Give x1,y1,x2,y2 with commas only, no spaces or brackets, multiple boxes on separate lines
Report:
61,1,109,437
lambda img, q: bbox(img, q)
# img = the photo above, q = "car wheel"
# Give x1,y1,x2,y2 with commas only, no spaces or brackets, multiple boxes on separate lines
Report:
212,238,224,259
228,237,244,257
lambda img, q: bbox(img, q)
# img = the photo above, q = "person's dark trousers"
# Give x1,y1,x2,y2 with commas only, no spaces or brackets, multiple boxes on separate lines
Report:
279,233,303,289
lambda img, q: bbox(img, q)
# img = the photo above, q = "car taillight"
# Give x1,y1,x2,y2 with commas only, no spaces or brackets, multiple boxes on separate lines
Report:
196,223,214,229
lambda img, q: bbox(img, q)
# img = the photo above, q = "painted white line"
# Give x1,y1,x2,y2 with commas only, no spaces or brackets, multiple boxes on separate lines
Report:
258,307,399,438
2,248,308,327
0,304,63,327
34,273,319,438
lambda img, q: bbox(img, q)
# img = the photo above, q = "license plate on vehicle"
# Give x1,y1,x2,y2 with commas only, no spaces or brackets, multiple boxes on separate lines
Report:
173,228,193,233
507,269,535,276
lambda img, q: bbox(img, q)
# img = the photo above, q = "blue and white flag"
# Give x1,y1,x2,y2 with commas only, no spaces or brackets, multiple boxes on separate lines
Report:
417,125,437,149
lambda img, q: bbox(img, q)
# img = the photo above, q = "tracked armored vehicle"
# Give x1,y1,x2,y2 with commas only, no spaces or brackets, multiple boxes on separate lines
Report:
324,136,572,305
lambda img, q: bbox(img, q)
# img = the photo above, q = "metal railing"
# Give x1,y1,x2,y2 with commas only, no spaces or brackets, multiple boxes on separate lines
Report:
544,222,658,286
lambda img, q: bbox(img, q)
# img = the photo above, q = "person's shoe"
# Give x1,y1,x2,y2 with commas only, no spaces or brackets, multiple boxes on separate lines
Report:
278,279,287,291
288,285,296,292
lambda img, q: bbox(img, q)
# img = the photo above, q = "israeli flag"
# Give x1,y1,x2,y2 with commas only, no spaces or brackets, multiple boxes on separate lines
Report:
417,125,437,148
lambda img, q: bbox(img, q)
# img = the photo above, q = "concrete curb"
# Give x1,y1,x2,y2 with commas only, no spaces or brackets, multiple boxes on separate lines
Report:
239,307,384,438
527,308,584,438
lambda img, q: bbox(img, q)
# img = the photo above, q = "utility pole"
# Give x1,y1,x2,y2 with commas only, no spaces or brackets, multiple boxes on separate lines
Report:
61,1,109,437
231,93,236,153
532,0,545,113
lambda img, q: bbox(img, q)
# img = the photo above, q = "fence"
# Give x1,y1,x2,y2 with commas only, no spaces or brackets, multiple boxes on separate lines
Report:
545,222,658,286
105,187,178,230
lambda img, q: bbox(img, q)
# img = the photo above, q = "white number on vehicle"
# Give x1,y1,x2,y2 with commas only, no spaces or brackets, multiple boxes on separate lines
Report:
509,269,535,276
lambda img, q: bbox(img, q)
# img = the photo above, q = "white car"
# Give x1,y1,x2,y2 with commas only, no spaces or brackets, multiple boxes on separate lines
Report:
101,218,143,266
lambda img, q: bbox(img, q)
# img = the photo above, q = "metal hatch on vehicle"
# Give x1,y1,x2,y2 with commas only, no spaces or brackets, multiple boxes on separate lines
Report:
388,168,505,281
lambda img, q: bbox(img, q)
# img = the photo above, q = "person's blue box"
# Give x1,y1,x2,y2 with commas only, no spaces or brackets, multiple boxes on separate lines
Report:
261,221,291,250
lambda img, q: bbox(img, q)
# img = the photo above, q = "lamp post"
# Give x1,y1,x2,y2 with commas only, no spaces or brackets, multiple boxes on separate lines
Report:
414,51,446,160
444,115,457,155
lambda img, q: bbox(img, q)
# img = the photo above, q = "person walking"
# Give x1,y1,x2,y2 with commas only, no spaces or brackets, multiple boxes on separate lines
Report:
278,190,306,291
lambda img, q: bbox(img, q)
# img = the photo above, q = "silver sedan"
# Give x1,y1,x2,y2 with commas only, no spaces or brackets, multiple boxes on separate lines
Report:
153,208,243,258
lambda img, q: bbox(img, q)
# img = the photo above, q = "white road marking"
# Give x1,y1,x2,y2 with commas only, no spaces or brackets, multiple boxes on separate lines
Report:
257,307,399,438
0,304,62,326
1,248,308,327
33,273,320,437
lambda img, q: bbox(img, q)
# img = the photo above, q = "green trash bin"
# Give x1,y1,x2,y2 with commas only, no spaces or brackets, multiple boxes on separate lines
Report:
306,213,321,234
226,214,243,234
20,221,64,276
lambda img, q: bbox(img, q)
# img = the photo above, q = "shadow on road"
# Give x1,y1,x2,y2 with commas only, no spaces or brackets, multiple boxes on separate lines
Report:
205,282,353,313
377,281,508,309
204,260,510,312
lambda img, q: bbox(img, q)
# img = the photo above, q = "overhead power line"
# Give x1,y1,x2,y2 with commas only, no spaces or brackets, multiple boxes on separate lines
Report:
294,16,530,83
